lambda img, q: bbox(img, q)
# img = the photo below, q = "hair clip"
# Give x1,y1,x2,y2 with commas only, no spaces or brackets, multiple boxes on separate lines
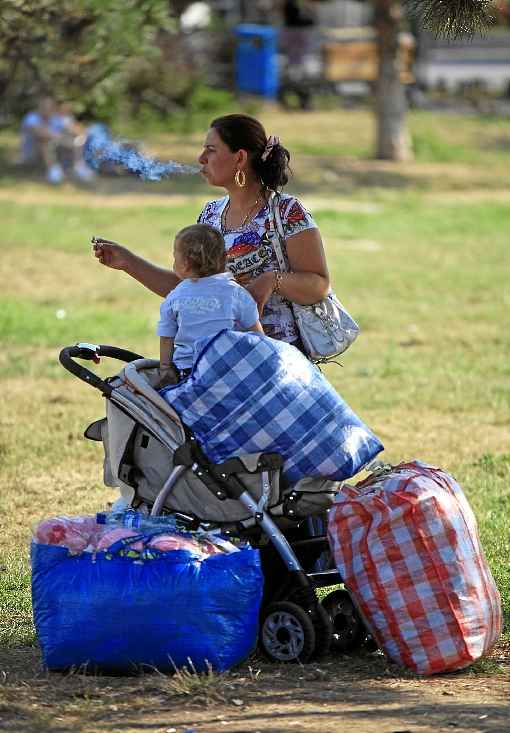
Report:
261,135,280,162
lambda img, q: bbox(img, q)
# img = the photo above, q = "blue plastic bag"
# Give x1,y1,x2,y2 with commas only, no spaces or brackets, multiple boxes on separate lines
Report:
162,330,383,484
31,540,263,674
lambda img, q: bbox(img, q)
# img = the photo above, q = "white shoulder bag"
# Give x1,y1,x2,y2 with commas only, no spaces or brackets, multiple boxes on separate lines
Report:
269,194,360,363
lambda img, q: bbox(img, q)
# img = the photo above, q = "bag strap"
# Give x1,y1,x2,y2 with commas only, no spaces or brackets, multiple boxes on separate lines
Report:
268,192,289,274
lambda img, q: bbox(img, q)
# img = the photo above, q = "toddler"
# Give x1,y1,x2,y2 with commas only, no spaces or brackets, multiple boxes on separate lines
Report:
157,223,263,386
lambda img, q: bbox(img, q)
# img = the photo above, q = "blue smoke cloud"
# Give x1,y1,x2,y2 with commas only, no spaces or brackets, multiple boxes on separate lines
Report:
84,123,199,181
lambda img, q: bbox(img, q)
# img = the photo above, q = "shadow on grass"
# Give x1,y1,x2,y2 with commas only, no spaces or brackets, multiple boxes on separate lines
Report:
1,647,509,733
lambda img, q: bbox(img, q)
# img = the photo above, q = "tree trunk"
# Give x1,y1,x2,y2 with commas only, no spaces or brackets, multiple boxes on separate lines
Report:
374,0,413,161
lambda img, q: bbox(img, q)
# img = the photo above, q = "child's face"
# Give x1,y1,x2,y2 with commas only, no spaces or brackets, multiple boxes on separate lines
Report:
173,240,193,279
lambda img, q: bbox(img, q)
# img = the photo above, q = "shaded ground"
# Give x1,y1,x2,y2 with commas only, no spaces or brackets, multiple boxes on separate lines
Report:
1,156,509,199
1,644,509,733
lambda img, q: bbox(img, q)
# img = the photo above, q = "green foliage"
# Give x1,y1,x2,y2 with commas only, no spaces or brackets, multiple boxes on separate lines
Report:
120,83,238,134
405,0,495,39
0,0,179,121
0,1,235,125
171,84,239,133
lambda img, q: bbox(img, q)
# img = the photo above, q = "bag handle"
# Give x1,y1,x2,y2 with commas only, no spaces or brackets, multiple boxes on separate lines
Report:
105,533,148,556
268,192,288,274
271,196,336,304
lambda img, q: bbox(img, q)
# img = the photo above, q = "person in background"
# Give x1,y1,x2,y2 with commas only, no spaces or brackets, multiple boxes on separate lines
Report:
157,223,263,386
19,97,94,184
279,0,319,110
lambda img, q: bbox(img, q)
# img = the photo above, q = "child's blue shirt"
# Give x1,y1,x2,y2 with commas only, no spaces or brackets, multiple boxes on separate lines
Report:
157,272,259,369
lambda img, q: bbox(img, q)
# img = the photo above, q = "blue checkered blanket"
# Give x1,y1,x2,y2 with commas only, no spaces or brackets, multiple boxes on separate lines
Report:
161,331,383,484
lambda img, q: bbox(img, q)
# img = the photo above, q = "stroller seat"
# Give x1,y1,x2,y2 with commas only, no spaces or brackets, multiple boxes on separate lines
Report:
85,328,382,529
85,358,338,528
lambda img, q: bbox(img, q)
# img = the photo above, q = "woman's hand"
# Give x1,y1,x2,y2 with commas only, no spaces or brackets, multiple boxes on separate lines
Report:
91,237,179,297
243,271,275,316
233,272,251,287
92,237,131,271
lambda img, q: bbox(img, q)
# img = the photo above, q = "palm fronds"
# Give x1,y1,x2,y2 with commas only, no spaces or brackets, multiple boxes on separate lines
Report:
405,0,495,39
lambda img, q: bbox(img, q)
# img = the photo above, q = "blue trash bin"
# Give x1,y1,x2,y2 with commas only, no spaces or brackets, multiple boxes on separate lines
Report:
235,25,279,98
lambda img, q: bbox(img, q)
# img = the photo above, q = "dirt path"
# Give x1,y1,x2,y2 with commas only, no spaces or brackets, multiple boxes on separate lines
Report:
1,646,509,733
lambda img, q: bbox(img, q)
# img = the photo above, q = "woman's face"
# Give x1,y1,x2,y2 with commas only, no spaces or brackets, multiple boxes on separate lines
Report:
198,128,240,188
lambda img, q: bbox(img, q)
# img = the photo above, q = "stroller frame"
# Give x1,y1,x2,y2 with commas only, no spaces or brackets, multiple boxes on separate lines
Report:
60,342,367,663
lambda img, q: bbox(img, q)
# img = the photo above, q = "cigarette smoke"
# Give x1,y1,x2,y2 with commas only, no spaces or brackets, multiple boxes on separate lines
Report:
84,124,199,181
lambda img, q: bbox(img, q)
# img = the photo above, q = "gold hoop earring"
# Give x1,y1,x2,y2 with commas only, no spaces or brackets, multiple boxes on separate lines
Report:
235,169,246,187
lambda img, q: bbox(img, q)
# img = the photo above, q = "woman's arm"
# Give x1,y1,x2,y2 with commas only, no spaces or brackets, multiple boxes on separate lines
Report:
93,238,180,298
280,227,330,304
245,228,330,312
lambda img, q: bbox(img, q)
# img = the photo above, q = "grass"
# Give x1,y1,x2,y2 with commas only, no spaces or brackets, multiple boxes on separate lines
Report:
0,105,509,676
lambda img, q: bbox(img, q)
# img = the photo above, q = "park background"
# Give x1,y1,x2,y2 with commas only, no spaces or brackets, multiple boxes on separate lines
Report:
1,1,510,731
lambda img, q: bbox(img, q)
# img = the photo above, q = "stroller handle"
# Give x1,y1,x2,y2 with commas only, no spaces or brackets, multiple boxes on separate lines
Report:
59,343,144,396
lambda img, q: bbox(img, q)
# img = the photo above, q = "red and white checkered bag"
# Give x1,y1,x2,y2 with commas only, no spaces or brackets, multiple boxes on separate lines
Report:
328,460,502,675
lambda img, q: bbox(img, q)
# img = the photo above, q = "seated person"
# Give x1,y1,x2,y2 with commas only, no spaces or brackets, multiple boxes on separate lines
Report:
156,223,264,386
19,97,94,184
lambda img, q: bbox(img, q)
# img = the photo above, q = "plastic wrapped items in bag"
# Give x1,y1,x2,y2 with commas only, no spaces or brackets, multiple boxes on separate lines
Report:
32,514,236,558
32,518,262,673
328,461,502,675
33,515,104,554
95,528,145,552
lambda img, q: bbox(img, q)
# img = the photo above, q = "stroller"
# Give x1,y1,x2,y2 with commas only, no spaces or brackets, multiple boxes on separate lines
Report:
60,341,373,664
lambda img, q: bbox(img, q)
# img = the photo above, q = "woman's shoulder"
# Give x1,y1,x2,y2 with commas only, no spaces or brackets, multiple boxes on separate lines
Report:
197,197,228,224
275,192,316,231
275,191,307,214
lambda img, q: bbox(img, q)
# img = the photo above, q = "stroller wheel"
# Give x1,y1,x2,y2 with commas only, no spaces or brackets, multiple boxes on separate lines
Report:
260,601,316,663
321,589,363,652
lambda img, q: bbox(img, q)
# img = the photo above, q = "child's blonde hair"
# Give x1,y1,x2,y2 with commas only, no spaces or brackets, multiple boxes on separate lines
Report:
175,224,226,278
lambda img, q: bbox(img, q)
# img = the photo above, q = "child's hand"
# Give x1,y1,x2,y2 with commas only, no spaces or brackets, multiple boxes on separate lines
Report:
154,365,179,389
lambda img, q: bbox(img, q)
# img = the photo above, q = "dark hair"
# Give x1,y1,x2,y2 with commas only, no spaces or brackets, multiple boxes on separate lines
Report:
175,223,226,278
210,114,291,191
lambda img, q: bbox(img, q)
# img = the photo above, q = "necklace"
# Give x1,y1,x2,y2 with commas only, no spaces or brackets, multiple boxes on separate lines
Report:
223,195,262,232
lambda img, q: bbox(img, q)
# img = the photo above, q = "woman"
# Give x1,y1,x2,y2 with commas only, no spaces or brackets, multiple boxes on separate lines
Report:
93,113,330,348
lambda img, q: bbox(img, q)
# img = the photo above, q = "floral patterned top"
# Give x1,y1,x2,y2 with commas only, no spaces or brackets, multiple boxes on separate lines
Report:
197,193,317,342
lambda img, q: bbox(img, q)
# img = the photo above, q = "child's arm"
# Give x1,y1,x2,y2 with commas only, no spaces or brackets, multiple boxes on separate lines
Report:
157,337,178,387
236,287,265,335
156,293,179,388
247,320,265,334
160,336,174,369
